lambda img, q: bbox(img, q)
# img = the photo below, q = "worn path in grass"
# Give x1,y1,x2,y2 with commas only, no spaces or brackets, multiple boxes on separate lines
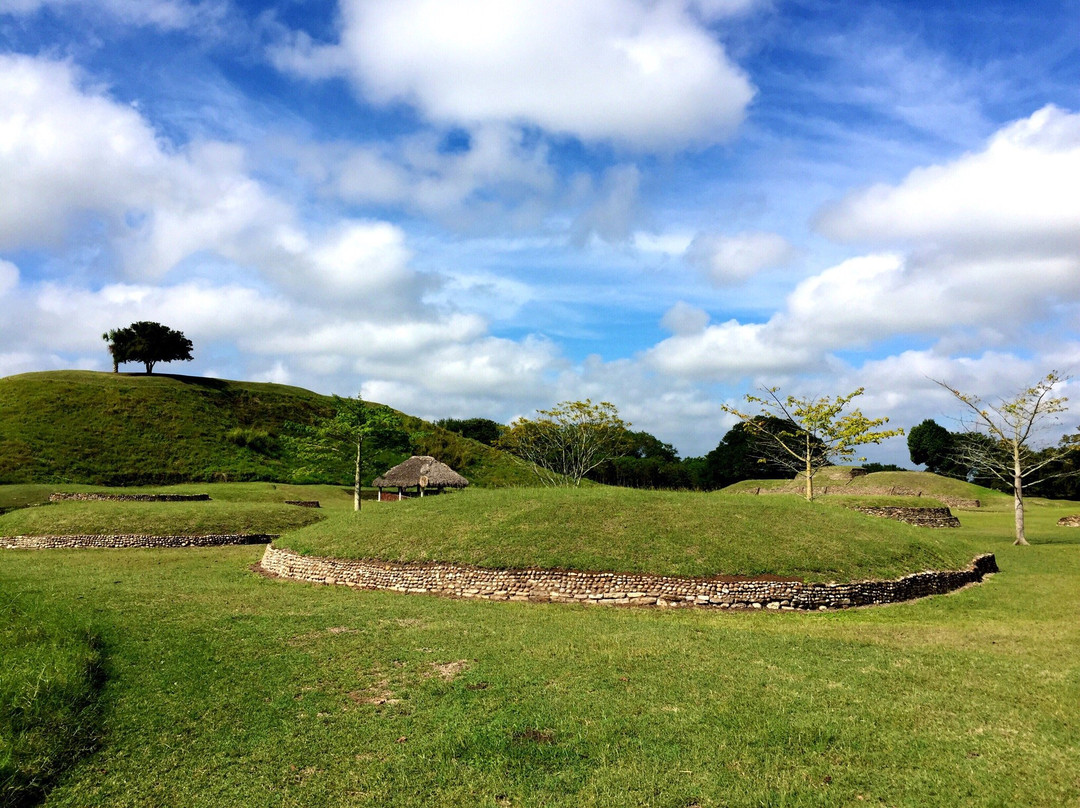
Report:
2,502,1078,807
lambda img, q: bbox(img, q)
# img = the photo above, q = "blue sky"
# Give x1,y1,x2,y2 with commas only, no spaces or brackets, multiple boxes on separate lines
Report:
1,0,1078,461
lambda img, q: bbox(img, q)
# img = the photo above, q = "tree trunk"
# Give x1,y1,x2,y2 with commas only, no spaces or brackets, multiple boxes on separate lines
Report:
144,361,155,374
1013,454,1027,545
354,437,362,512
804,454,813,501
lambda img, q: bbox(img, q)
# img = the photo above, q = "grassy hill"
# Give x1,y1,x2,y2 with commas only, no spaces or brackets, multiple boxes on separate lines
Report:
0,371,535,487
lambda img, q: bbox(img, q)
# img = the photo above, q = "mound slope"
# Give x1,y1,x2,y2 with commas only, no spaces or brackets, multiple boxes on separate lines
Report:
275,487,986,583
0,371,532,487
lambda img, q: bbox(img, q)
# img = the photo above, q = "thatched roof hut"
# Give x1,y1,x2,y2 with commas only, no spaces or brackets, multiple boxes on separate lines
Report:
372,456,469,499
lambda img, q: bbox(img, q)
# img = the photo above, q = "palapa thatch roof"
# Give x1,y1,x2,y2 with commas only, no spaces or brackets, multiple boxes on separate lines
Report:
372,456,469,489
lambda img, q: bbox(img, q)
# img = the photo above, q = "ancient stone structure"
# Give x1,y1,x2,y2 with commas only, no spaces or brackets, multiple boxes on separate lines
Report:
284,500,321,508
851,507,962,527
1057,515,1080,527
258,546,997,611
49,492,211,503
3,533,275,549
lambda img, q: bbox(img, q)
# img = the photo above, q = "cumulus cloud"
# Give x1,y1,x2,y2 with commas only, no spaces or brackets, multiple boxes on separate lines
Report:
817,105,1080,256
274,0,754,149
330,124,557,225
685,230,796,285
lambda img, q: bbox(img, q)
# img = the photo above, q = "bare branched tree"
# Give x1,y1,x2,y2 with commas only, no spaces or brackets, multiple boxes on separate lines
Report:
723,387,903,501
936,371,1078,545
498,400,630,486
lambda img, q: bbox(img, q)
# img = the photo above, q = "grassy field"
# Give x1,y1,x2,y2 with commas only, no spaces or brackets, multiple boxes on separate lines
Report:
2,487,1079,807
1,500,1077,806
276,487,984,582
0,371,536,487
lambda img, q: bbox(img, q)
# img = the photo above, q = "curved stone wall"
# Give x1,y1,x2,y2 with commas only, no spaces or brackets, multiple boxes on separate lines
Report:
4,533,275,549
49,493,211,503
259,546,997,611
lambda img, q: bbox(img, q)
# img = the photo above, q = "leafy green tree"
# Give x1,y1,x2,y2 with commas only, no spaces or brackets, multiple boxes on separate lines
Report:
102,321,193,374
936,371,1079,545
723,387,903,501
498,399,630,486
907,419,966,476
287,394,409,511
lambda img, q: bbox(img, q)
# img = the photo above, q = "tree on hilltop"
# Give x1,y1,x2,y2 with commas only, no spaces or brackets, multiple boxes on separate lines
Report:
103,321,193,374
722,387,903,501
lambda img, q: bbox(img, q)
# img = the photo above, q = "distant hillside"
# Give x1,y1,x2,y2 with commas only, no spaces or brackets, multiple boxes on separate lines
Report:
0,371,535,487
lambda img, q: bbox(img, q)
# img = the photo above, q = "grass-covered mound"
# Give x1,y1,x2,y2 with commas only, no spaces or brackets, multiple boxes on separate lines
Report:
0,592,104,807
0,500,325,538
723,469,1007,504
0,371,535,487
0,482,365,512
275,488,986,582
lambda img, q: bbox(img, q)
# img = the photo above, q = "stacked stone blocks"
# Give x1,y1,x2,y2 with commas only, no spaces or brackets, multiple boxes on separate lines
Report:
259,546,997,611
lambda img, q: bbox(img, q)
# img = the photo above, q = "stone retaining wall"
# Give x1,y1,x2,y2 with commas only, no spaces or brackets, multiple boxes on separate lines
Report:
3,533,275,549
49,493,211,503
852,507,961,528
259,546,997,611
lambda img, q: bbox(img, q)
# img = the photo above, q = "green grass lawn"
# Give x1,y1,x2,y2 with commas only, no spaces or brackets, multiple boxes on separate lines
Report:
2,491,1078,806
276,487,986,582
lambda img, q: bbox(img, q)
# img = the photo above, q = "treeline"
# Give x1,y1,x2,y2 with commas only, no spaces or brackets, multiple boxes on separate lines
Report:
908,419,1080,500
435,416,903,490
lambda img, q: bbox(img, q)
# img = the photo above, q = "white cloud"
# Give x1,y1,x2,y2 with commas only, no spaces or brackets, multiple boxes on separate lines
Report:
0,260,18,296
275,0,754,149
685,230,796,285
817,105,1080,256
660,302,710,336
571,165,643,245
331,124,556,223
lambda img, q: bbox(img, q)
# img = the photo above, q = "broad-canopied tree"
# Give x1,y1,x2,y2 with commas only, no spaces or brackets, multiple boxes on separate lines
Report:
102,321,193,374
